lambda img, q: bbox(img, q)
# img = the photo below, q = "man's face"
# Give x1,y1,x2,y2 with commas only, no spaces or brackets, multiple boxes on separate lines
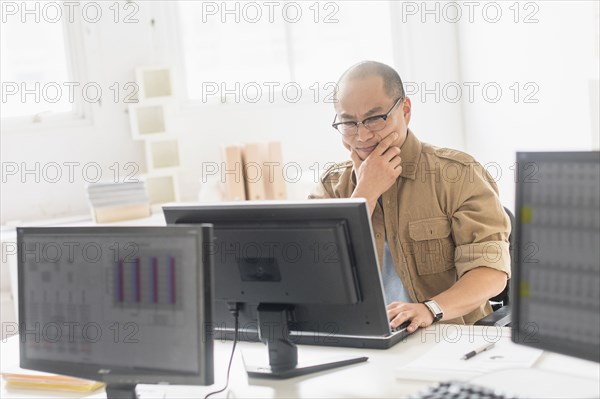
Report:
334,75,411,160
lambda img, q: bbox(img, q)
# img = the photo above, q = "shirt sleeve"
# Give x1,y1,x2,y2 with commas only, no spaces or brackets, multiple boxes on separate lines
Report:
451,162,512,279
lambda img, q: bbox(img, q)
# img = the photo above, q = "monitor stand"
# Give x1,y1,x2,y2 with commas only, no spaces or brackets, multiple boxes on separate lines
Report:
243,304,368,379
105,383,137,399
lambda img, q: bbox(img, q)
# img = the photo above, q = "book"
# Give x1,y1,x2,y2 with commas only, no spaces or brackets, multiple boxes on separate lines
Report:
265,141,288,200
222,141,288,201
2,370,105,393
241,143,267,201
85,181,150,223
221,144,247,201
93,202,151,223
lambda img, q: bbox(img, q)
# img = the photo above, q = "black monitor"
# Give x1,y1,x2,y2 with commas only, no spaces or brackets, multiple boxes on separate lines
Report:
17,225,214,398
512,152,600,362
163,199,410,378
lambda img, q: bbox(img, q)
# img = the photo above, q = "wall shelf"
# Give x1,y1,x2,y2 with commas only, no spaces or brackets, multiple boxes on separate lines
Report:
144,173,179,205
135,66,174,100
128,103,170,139
146,139,181,171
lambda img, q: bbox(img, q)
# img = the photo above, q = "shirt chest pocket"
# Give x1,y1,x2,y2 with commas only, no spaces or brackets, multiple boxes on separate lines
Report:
407,217,455,275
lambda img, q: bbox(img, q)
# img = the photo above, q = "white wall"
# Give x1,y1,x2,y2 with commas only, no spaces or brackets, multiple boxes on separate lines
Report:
457,1,600,210
390,1,466,150
1,3,157,223
1,1,598,224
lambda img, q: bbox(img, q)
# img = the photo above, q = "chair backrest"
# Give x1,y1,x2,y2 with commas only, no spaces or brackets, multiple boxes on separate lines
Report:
488,206,515,305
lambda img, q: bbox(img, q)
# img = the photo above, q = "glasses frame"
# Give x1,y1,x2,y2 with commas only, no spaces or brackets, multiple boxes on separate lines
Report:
331,96,404,136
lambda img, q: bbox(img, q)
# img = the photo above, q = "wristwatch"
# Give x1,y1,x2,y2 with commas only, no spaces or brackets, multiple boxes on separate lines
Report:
422,300,444,323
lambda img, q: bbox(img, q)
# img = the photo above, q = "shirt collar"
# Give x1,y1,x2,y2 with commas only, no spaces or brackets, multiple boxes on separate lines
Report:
399,128,421,180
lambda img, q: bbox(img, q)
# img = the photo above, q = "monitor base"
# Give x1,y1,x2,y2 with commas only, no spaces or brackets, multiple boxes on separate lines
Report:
246,304,368,379
106,383,137,399
244,354,368,379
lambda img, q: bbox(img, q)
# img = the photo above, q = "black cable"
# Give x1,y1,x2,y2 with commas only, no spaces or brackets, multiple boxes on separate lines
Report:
204,304,240,399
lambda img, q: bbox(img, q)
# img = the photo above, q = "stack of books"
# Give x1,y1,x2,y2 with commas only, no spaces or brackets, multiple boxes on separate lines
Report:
86,181,151,223
221,141,288,201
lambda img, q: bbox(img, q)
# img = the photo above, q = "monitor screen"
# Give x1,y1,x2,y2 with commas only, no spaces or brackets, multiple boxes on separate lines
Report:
17,225,214,385
513,152,600,363
164,199,406,350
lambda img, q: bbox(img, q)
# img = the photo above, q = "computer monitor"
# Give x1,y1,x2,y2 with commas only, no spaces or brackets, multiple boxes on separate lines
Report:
512,151,600,363
17,225,214,398
163,199,409,378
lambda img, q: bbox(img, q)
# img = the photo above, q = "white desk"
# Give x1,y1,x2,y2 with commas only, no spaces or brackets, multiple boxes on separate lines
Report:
2,325,599,398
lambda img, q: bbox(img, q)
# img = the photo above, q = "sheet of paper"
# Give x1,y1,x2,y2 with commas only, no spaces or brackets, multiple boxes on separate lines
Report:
396,335,543,381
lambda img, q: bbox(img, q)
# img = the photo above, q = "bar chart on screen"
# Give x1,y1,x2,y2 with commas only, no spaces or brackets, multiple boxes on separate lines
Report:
112,252,182,310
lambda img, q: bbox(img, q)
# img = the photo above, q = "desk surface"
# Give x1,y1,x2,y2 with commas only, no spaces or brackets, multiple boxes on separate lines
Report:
2,325,599,398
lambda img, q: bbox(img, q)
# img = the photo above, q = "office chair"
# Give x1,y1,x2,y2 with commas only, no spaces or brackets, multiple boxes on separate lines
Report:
474,206,514,327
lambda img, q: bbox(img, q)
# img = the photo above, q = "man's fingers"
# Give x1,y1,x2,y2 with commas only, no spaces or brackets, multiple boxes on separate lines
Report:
386,307,398,320
390,305,413,325
393,315,423,333
383,146,401,162
386,301,408,312
388,303,431,332
375,132,399,155
386,302,408,320
407,320,422,333
391,312,411,328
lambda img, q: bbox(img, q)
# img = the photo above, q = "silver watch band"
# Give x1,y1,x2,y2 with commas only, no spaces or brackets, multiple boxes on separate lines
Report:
423,300,443,322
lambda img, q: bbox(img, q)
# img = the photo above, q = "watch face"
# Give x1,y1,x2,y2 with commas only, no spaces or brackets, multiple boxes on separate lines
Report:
425,300,443,320
428,301,442,315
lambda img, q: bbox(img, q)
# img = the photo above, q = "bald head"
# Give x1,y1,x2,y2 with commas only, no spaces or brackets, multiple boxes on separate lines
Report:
334,61,405,102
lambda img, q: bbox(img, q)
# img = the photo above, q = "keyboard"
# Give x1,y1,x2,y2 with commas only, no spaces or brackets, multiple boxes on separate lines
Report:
410,380,518,399
391,320,411,333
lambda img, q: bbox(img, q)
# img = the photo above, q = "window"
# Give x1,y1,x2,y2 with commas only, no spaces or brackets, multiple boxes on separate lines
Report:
1,14,78,122
178,4,289,94
177,1,394,103
287,2,394,88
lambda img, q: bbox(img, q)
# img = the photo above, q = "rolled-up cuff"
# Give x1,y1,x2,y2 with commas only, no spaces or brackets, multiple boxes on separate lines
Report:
454,241,511,279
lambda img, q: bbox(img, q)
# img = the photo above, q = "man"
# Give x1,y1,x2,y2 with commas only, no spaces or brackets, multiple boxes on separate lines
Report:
309,61,510,333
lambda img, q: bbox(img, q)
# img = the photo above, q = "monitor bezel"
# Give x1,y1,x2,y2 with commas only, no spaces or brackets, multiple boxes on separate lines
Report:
163,199,394,346
512,151,600,363
17,225,214,385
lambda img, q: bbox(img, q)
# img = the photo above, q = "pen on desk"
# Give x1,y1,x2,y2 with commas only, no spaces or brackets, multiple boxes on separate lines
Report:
461,342,496,360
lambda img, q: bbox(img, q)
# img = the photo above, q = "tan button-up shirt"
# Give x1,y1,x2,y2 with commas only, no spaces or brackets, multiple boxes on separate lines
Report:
308,129,511,324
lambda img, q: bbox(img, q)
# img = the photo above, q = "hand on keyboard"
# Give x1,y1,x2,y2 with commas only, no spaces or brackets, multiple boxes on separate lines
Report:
391,320,411,333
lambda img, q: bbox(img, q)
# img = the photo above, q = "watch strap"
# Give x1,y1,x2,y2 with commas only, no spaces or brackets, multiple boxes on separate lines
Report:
422,300,443,323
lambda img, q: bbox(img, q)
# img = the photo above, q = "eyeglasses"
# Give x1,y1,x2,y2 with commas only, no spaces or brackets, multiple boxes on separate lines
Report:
332,97,404,136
